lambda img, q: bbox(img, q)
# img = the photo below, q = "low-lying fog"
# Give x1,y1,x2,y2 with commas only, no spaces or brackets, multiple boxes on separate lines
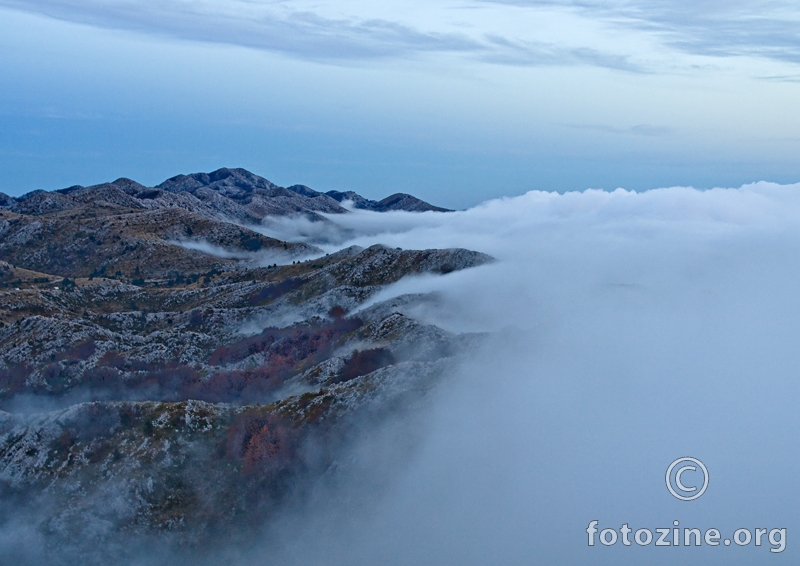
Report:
249,182,800,565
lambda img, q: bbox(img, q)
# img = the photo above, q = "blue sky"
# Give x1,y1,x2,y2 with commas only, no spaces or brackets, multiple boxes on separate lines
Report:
0,0,798,208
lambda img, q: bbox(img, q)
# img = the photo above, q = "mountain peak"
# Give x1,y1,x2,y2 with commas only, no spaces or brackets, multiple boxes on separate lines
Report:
377,192,451,212
157,167,278,194
326,189,452,212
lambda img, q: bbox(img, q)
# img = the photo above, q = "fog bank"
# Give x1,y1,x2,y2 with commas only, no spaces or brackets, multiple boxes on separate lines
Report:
252,182,800,565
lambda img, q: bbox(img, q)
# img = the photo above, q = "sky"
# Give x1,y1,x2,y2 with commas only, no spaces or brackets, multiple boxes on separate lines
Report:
0,0,799,208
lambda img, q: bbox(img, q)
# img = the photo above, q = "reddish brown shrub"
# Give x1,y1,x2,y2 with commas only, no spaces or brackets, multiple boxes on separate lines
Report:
224,412,297,474
334,348,396,384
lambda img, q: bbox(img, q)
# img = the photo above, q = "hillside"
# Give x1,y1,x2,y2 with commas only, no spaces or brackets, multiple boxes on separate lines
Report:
0,170,484,565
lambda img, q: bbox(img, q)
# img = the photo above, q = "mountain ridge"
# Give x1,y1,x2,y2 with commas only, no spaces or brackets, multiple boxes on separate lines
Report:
1,167,451,222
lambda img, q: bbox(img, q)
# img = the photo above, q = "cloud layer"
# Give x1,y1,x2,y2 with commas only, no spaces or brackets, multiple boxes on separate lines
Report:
3,0,798,70
243,182,800,564
486,0,800,64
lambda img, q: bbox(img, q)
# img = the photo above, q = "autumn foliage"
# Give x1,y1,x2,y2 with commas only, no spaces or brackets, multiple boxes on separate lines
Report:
224,411,297,475
334,348,396,384
0,315,370,406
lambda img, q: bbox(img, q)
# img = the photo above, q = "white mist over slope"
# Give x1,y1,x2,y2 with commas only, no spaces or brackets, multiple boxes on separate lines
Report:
254,182,800,565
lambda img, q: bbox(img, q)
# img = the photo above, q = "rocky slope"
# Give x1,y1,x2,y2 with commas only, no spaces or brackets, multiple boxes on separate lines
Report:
0,168,451,280
0,171,485,564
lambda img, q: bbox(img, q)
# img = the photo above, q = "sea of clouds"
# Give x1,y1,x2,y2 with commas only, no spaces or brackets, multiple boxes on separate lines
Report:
6,182,799,565
244,182,800,565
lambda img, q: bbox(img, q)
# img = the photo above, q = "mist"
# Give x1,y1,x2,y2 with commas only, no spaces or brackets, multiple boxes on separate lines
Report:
237,182,800,564
173,238,317,265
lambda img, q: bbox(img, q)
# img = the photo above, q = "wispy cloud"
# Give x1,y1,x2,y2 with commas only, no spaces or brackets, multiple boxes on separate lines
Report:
481,34,642,71
2,0,798,73
172,238,316,265
0,0,480,61
482,0,800,65
568,123,673,137
0,0,649,71
756,74,800,83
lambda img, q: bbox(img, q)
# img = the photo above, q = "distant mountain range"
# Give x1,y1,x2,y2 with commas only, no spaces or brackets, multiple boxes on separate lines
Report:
0,168,450,281
0,167,450,225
